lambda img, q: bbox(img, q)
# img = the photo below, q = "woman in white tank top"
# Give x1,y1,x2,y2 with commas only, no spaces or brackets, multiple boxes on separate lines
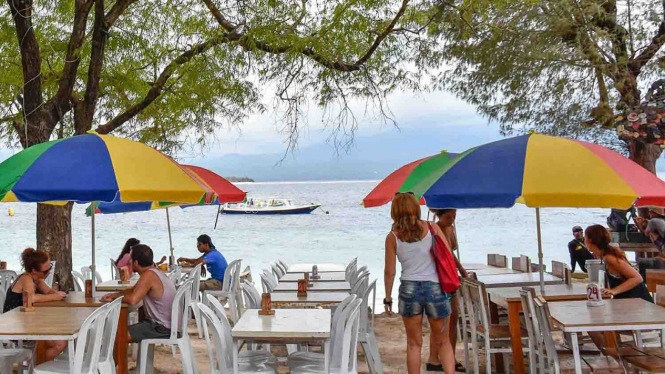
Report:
384,193,455,374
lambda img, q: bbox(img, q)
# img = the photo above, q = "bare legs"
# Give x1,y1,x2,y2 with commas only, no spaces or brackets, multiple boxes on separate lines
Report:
44,340,67,361
403,314,455,374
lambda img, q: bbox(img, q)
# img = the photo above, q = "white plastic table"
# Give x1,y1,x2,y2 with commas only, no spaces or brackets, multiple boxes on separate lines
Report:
270,292,349,308
286,263,346,273
279,272,347,282
95,279,137,291
272,282,351,292
232,309,332,374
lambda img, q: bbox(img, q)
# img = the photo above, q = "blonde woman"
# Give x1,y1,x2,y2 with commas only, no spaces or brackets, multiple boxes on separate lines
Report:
384,192,455,374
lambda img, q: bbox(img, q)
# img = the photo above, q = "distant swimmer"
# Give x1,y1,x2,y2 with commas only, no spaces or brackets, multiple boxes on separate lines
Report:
8,207,13,217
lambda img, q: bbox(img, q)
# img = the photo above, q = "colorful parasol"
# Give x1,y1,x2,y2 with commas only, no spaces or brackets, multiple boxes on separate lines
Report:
0,133,217,291
364,133,665,291
85,165,246,262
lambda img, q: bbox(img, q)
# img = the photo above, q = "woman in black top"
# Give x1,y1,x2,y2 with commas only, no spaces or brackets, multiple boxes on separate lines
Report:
4,248,67,361
584,225,652,302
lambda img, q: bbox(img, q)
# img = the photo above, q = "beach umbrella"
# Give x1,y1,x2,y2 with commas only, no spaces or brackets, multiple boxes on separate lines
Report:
0,133,216,291
86,165,246,262
363,133,665,291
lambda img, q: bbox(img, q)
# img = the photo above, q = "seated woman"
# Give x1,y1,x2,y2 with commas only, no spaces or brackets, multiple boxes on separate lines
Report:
115,238,140,274
585,225,652,301
3,248,67,361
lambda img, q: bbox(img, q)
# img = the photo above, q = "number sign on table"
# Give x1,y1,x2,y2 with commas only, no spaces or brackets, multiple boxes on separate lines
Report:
586,283,603,306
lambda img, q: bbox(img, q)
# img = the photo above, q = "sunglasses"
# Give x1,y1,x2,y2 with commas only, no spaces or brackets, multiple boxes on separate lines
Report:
38,264,53,275
573,229,583,233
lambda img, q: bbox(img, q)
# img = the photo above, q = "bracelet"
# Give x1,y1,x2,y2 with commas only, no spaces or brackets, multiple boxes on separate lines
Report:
383,298,393,306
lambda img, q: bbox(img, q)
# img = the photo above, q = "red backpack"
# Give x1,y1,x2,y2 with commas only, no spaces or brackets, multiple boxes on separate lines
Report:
428,223,460,294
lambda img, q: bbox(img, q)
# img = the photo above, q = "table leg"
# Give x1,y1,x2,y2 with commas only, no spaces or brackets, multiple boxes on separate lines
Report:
68,340,75,373
233,340,240,374
661,329,665,347
570,332,582,374
508,302,525,374
324,340,330,374
114,307,129,374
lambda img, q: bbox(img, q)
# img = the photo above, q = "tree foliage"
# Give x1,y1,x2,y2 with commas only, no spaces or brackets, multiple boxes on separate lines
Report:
431,0,665,158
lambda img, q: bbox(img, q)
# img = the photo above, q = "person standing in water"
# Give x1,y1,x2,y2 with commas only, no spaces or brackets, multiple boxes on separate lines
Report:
431,208,468,372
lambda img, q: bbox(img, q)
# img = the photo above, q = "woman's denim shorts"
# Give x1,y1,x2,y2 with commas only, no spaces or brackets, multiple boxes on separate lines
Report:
398,280,452,318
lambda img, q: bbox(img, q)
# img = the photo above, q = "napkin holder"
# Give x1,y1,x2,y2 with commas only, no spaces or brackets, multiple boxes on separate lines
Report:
0,261,6,270
304,272,313,287
85,279,93,298
20,291,35,312
120,267,131,284
258,293,275,315
297,279,308,297
586,283,604,307
311,265,320,280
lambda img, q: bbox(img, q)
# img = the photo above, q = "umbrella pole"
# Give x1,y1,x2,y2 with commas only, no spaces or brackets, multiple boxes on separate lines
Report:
166,208,174,265
214,204,221,229
536,208,545,293
91,203,96,294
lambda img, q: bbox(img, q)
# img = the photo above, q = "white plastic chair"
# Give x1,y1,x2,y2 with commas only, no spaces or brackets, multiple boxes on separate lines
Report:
34,303,110,374
81,266,103,283
277,261,288,273
110,259,120,281
271,264,285,280
0,288,6,313
344,258,358,282
71,271,86,292
260,273,277,293
136,279,197,374
44,261,56,288
241,282,261,309
203,259,243,324
357,280,382,374
0,270,18,292
198,301,277,373
288,298,363,374
0,346,33,374
350,275,369,296
98,297,123,374
168,267,182,286
188,264,203,338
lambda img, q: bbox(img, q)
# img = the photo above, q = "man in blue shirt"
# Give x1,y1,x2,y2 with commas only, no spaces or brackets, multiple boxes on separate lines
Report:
177,234,228,291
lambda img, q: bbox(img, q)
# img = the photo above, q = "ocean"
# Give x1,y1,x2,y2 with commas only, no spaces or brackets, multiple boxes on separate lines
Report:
0,180,611,300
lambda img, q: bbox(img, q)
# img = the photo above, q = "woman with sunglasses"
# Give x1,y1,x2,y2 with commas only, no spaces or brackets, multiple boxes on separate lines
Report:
3,248,67,361
384,192,455,374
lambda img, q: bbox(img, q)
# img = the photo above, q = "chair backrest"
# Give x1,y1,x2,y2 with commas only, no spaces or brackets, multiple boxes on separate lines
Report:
533,296,561,374
461,278,491,340
351,273,369,296
171,279,193,340
73,303,110,374
512,255,531,272
359,279,377,333
198,300,234,371
262,270,278,287
241,282,261,309
99,297,123,368
44,260,56,287
189,264,202,303
276,261,287,274
71,270,85,292
345,258,358,282
222,260,241,292
278,260,289,271
331,298,362,372
656,284,665,307
646,269,665,293
551,261,566,278
271,264,284,280
531,263,546,273
0,288,6,314
519,287,545,374
81,266,103,283
330,295,360,366
110,258,120,280
260,273,275,293
487,254,507,268
0,270,18,292
168,267,182,286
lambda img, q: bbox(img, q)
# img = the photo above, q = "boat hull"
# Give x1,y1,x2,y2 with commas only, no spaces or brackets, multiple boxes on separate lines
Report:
220,205,320,215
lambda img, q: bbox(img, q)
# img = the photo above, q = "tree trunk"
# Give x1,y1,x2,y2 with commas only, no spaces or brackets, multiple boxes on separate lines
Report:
629,140,663,222
36,203,74,291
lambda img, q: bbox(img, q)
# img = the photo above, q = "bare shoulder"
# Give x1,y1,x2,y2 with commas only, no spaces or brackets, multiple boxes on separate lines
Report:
603,254,620,265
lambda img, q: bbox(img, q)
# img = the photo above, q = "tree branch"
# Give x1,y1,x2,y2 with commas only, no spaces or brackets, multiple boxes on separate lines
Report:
95,35,232,134
104,0,137,28
80,0,107,134
202,0,411,72
630,21,665,75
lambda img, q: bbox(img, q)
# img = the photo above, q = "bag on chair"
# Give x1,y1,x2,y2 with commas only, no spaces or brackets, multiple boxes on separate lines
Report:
428,223,460,294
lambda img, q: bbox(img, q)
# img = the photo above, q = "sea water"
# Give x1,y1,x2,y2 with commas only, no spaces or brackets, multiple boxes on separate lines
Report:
0,180,610,301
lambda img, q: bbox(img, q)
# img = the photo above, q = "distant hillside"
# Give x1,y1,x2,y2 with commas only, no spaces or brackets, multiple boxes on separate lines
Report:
224,176,255,182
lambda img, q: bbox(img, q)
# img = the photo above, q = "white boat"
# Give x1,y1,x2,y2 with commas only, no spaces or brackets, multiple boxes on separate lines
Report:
219,198,320,215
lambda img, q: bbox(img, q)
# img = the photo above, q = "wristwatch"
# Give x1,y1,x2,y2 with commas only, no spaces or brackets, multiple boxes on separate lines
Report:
383,298,393,306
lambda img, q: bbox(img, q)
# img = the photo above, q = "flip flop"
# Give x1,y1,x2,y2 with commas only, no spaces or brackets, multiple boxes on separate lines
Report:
426,363,443,372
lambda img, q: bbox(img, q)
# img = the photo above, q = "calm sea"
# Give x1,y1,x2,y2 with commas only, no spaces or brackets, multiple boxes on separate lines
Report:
0,180,611,300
